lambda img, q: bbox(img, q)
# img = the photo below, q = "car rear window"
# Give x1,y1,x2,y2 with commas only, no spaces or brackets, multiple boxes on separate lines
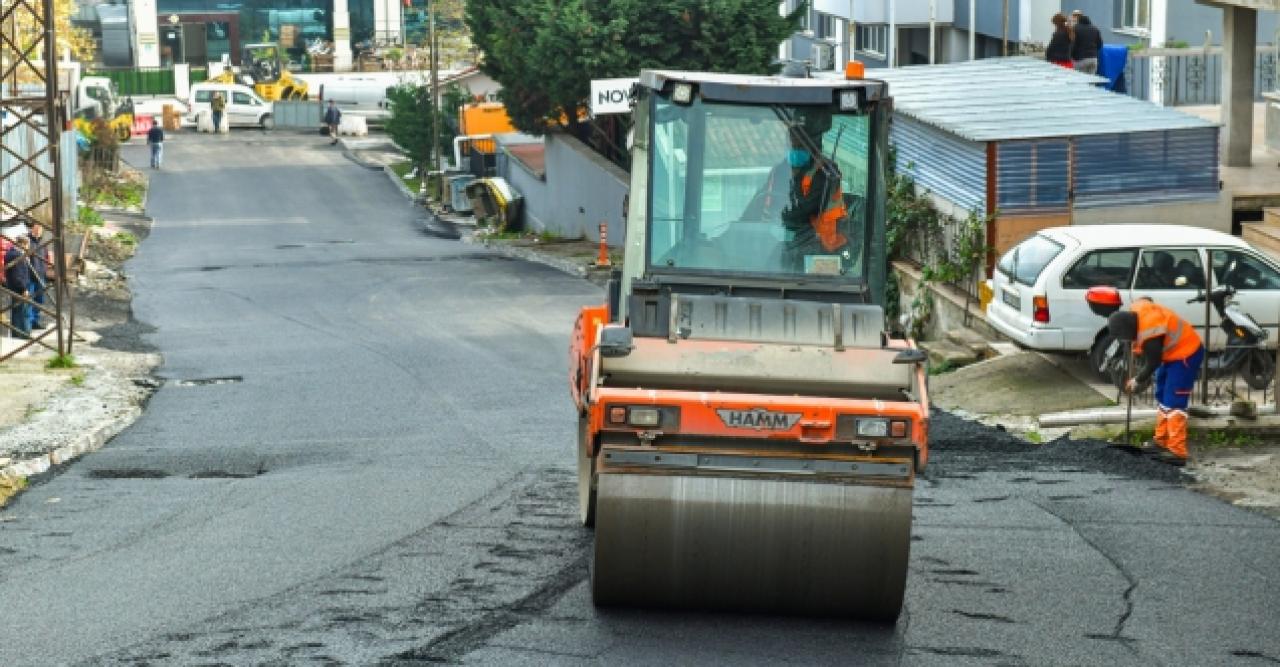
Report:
997,234,1064,287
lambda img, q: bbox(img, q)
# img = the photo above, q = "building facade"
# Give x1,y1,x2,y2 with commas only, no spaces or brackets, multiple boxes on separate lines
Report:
95,0,424,70
784,1,1277,72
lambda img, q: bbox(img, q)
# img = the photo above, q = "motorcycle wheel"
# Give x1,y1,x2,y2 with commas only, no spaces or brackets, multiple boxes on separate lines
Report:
1243,350,1275,391
1109,354,1129,393
1090,334,1116,382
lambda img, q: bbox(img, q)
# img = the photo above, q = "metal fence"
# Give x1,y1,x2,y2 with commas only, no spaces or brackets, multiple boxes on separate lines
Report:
1124,46,1278,106
1,125,79,224
271,100,322,128
85,67,176,96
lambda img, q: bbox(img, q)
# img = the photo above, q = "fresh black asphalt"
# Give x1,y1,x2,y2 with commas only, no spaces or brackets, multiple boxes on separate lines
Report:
0,133,1276,666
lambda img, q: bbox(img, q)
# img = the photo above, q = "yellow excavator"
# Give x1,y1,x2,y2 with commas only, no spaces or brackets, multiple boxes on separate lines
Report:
209,43,309,101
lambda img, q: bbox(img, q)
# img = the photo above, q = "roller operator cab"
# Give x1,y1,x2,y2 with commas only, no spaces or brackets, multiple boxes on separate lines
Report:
569,70,930,621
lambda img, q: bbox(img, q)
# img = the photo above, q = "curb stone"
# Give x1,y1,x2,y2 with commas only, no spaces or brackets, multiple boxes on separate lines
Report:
0,406,143,501
382,164,423,203
461,231,591,279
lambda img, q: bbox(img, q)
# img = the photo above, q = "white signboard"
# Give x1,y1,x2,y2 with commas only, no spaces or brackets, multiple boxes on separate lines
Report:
590,78,639,116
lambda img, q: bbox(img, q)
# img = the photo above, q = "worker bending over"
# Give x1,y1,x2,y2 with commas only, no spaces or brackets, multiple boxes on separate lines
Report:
1108,297,1204,466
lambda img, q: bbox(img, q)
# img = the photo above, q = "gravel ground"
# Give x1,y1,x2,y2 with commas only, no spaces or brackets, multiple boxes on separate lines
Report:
0,178,160,504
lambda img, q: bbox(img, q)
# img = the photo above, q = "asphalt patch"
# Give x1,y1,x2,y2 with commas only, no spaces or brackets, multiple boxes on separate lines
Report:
927,409,1187,485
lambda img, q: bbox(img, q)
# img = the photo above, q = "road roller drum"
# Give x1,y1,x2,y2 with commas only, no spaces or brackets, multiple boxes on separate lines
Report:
590,451,913,620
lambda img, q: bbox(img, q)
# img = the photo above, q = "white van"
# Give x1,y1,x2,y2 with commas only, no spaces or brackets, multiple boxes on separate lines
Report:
186,82,274,129
985,224,1280,375
317,78,393,122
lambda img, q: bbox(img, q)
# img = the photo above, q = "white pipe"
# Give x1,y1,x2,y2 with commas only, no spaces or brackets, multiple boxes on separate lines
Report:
1038,404,1278,428
929,0,936,64
453,133,493,171
969,0,976,60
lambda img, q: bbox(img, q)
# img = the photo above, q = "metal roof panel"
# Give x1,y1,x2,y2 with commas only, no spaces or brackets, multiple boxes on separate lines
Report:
820,57,1217,142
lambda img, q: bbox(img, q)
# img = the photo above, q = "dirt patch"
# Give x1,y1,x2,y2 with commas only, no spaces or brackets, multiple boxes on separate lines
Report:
1190,445,1280,518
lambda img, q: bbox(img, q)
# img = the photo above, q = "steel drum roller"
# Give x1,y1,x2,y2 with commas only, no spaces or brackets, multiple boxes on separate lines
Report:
591,471,912,621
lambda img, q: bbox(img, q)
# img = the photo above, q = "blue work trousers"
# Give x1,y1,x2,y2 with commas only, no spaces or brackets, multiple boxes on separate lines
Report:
1154,346,1205,411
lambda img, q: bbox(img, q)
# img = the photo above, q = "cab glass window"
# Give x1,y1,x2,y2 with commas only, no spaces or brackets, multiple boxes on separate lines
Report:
647,97,871,280
1062,248,1137,289
996,234,1063,286
1134,248,1203,290
1210,250,1280,289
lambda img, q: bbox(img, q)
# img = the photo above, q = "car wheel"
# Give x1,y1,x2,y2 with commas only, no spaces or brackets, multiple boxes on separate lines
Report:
260,114,274,131
1089,333,1117,382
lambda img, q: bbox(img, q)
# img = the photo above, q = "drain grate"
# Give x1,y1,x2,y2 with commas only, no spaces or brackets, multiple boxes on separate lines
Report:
172,376,243,387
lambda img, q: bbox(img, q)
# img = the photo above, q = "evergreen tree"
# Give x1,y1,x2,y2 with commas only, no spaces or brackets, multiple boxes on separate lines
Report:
467,0,804,135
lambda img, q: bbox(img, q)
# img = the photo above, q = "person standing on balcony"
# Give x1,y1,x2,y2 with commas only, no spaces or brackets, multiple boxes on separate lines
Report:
1070,11,1104,75
1046,13,1074,69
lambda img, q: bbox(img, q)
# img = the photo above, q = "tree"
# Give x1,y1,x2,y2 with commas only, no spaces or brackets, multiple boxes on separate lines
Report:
385,82,469,170
467,0,804,136
2,0,95,77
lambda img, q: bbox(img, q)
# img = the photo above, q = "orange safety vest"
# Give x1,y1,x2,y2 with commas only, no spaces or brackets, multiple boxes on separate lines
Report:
800,168,848,252
1131,300,1202,362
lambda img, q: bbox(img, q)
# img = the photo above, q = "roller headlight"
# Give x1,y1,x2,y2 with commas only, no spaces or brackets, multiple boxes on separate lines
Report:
856,418,890,438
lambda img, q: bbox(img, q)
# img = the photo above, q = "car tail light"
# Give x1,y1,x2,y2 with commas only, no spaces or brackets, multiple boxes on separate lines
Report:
1033,295,1050,323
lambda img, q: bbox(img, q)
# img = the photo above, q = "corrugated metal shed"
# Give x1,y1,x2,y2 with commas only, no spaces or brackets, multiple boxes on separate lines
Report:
861,57,1217,142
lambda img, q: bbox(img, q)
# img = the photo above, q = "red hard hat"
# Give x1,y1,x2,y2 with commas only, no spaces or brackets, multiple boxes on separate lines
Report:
1086,285,1123,317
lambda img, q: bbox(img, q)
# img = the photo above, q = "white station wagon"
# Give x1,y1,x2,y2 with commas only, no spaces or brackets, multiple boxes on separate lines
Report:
985,224,1280,377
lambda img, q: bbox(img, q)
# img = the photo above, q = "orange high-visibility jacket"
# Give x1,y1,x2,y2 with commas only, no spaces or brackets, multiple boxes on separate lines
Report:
1132,300,1202,362
800,169,848,252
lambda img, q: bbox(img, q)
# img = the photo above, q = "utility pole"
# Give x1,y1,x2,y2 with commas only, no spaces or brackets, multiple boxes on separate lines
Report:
429,0,440,200
1,0,73,362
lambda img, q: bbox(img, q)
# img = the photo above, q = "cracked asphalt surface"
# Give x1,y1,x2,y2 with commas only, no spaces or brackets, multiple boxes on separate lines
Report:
1,133,1277,666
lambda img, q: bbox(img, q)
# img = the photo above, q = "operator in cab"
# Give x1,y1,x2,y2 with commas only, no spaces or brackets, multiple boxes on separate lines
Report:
780,111,850,275
1108,297,1205,467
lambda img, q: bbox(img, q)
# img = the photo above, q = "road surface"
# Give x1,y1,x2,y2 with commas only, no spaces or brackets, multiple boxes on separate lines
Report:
0,132,1276,666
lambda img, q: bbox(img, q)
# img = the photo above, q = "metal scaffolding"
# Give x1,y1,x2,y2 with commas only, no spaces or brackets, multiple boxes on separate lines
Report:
1,0,74,362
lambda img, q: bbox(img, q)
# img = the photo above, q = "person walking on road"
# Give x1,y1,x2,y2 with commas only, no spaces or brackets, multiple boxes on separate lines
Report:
324,100,342,146
4,235,32,340
211,93,226,133
147,122,165,169
1070,11,1104,74
1108,297,1205,467
1046,13,1074,69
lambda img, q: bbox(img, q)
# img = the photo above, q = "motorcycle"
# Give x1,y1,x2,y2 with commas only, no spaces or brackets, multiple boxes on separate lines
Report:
1085,265,1275,393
